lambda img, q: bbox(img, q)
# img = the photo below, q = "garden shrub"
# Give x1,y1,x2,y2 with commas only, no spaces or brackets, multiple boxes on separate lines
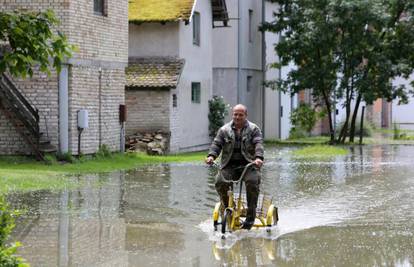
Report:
95,144,112,159
208,96,229,138
337,119,373,137
0,197,29,267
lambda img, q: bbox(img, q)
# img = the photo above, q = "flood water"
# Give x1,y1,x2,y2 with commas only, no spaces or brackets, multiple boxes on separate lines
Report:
8,145,414,267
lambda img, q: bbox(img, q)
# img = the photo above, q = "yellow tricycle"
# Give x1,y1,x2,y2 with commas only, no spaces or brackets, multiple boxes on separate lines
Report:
212,162,279,236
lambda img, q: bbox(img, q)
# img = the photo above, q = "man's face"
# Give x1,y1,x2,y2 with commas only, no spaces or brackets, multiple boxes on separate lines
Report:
232,107,247,127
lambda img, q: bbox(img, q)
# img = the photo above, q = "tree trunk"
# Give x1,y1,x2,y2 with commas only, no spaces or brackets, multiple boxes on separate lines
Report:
337,74,353,144
349,93,362,142
321,88,334,143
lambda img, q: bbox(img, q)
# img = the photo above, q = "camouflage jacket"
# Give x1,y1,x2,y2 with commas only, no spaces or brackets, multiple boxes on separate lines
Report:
208,120,264,168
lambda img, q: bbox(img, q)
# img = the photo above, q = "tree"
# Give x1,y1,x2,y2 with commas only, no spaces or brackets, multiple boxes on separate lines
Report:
0,9,75,78
263,0,414,144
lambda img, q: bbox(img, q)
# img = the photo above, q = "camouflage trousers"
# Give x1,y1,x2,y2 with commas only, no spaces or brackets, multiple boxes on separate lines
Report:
215,163,261,222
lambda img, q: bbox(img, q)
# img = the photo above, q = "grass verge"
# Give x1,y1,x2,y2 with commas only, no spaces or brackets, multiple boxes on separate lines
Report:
291,145,349,158
265,136,330,145
0,151,206,193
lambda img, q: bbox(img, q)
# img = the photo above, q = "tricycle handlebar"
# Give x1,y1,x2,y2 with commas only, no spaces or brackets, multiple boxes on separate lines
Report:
220,162,256,184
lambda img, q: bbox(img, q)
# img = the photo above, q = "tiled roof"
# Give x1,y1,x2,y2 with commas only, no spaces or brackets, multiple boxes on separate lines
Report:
126,57,185,89
129,0,196,23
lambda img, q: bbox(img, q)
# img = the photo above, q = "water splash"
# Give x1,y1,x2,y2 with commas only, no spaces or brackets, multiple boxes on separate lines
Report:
198,219,281,249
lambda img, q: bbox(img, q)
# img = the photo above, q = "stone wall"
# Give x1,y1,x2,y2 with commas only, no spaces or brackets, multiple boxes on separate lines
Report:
125,89,170,136
0,0,128,155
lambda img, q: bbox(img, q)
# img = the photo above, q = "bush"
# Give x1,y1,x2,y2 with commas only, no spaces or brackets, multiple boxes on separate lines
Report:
289,103,323,138
95,144,112,159
0,197,29,267
56,151,75,163
208,96,229,138
337,119,373,137
43,154,58,165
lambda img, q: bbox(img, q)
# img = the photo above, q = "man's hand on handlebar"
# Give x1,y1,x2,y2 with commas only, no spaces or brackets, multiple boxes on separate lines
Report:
254,158,263,168
205,156,215,165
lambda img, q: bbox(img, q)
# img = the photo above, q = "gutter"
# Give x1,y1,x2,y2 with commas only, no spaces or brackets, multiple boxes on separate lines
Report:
261,0,266,136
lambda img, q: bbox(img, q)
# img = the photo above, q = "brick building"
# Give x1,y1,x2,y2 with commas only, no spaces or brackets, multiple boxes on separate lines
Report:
0,0,128,156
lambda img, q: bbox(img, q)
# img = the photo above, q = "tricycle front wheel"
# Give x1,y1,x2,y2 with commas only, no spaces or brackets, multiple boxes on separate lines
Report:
221,210,233,234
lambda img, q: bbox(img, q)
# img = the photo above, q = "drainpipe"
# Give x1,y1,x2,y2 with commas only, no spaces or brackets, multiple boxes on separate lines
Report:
237,0,242,104
59,65,69,153
278,66,282,139
98,67,102,147
261,0,266,136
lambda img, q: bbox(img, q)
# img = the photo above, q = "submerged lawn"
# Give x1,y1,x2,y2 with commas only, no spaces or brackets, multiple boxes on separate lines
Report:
265,136,330,145
0,152,206,193
291,145,349,158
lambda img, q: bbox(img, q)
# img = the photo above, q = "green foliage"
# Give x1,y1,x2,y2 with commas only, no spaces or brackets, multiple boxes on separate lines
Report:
56,151,75,163
337,119,373,137
289,104,323,138
95,144,112,159
0,9,75,77
43,154,58,165
0,197,29,267
208,96,229,138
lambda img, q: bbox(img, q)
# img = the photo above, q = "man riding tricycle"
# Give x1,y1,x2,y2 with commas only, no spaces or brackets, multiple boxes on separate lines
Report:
206,104,278,235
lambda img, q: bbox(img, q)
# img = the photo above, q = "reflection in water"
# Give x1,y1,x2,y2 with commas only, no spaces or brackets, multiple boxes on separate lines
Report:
10,172,128,267
212,238,276,266
7,145,414,266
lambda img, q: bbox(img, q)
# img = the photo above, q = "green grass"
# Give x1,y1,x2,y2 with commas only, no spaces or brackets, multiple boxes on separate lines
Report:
0,170,75,193
265,136,330,145
375,128,414,135
0,151,206,193
291,145,349,158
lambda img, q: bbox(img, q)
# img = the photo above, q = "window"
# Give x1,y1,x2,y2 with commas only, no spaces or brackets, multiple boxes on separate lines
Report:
193,12,200,46
248,9,253,43
173,94,177,107
247,75,252,92
94,0,105,15
191,82,201,103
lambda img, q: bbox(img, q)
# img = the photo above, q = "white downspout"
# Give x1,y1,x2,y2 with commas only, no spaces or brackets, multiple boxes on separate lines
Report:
59,65,69,153
261,0,266,136
237,0,242,104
